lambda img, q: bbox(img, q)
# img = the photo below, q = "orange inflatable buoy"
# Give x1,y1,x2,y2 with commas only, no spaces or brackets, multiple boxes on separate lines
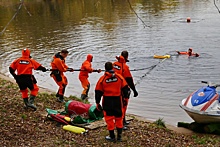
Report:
177,51,188,55
187,17,191,23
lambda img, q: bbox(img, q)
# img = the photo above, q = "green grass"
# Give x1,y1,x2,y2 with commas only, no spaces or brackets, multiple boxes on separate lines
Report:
21,114,27,119
191,134,220,145
153,118,166,128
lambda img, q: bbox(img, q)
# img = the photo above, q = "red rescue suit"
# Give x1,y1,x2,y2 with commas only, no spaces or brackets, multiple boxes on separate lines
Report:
95,71,129,130
9,49,44,98
113,55,137,117
51,52,69,96
79,54,93,97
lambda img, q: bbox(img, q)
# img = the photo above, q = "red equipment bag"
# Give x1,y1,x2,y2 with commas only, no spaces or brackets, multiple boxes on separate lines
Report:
65,100,92,118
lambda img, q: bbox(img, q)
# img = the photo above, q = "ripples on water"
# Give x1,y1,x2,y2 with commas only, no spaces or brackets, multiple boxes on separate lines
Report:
1,0,220,125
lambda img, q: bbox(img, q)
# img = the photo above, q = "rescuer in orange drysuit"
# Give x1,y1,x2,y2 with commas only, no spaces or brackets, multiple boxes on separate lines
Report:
79,54,101,100
95,62,129,142
9,48,47,110
50,49,73,102
113,50,138,129
176,48,199,57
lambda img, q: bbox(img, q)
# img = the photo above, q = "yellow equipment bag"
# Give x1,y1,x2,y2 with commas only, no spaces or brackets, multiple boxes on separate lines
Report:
63,125,87,134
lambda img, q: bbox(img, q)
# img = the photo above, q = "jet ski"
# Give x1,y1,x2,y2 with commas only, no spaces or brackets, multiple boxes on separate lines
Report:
180,81,220,123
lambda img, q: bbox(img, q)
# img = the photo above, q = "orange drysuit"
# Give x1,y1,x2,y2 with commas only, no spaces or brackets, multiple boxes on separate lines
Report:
95,71,129,130
9,49,45,98
51,52,69,96
79,54,93,98
113,55,138,118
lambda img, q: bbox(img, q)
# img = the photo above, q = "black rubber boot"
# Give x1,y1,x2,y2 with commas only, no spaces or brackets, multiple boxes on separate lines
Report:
122,126,128,130
105,130,116,142
85,84,90,97
81,94,88,100
123,117,130,126
56,92,59,98
57,95,65,103
23,98,37,111
29,95,36,104
117,128,123,142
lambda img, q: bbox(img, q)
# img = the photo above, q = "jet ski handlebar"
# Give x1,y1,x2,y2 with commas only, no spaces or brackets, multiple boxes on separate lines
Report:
201,81,220,88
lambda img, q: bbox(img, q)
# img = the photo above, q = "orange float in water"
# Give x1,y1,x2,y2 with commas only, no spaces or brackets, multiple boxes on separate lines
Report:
178,51,188,55
187,17,191,22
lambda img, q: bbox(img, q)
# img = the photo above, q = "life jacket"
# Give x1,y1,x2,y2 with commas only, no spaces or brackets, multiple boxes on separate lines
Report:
9,49,41,75
51,52,68,72
79,54,93,78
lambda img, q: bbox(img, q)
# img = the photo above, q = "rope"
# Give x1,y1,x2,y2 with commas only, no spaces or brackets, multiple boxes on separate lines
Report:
135,58,168,86
214,0,220,13
47,66,161,72
37,59,167,87
130,65,156,71
23,2,32,16
127,0,150,28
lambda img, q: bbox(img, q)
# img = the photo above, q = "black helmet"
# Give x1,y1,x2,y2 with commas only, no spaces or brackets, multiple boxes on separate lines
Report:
121,50,129,62
105,62,113,71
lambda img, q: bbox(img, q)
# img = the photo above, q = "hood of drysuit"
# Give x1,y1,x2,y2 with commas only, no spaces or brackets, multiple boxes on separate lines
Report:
105,70,115,77
22,48,31,58
116,55,126,63
188,48,193,52
87,54,93,62
54,52,64,60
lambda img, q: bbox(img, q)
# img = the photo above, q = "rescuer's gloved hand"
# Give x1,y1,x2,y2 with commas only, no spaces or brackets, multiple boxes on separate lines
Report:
123,99,128,107
93,69,102,73
67,68,74,72
133,90,138,97
36,65,47,72
97,69,102,73
41,67,47,72
13,75,19,83
96,103,103,111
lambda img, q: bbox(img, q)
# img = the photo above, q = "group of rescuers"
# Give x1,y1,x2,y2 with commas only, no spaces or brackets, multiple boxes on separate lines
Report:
9,48,138,142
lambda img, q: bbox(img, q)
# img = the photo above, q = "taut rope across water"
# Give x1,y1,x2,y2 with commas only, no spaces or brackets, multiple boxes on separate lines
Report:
0,0,31,35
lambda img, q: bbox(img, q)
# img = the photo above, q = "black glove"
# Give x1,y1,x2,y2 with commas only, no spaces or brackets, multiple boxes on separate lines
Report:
67,68,74,72
96,103,103,111
42,67,47,72
93,69,102,73
133,90,138,97
123,99,128,107
36,65,47,72
13,74,18,81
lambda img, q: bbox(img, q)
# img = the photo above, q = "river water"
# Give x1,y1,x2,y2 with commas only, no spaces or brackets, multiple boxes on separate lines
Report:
1,0,220,126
